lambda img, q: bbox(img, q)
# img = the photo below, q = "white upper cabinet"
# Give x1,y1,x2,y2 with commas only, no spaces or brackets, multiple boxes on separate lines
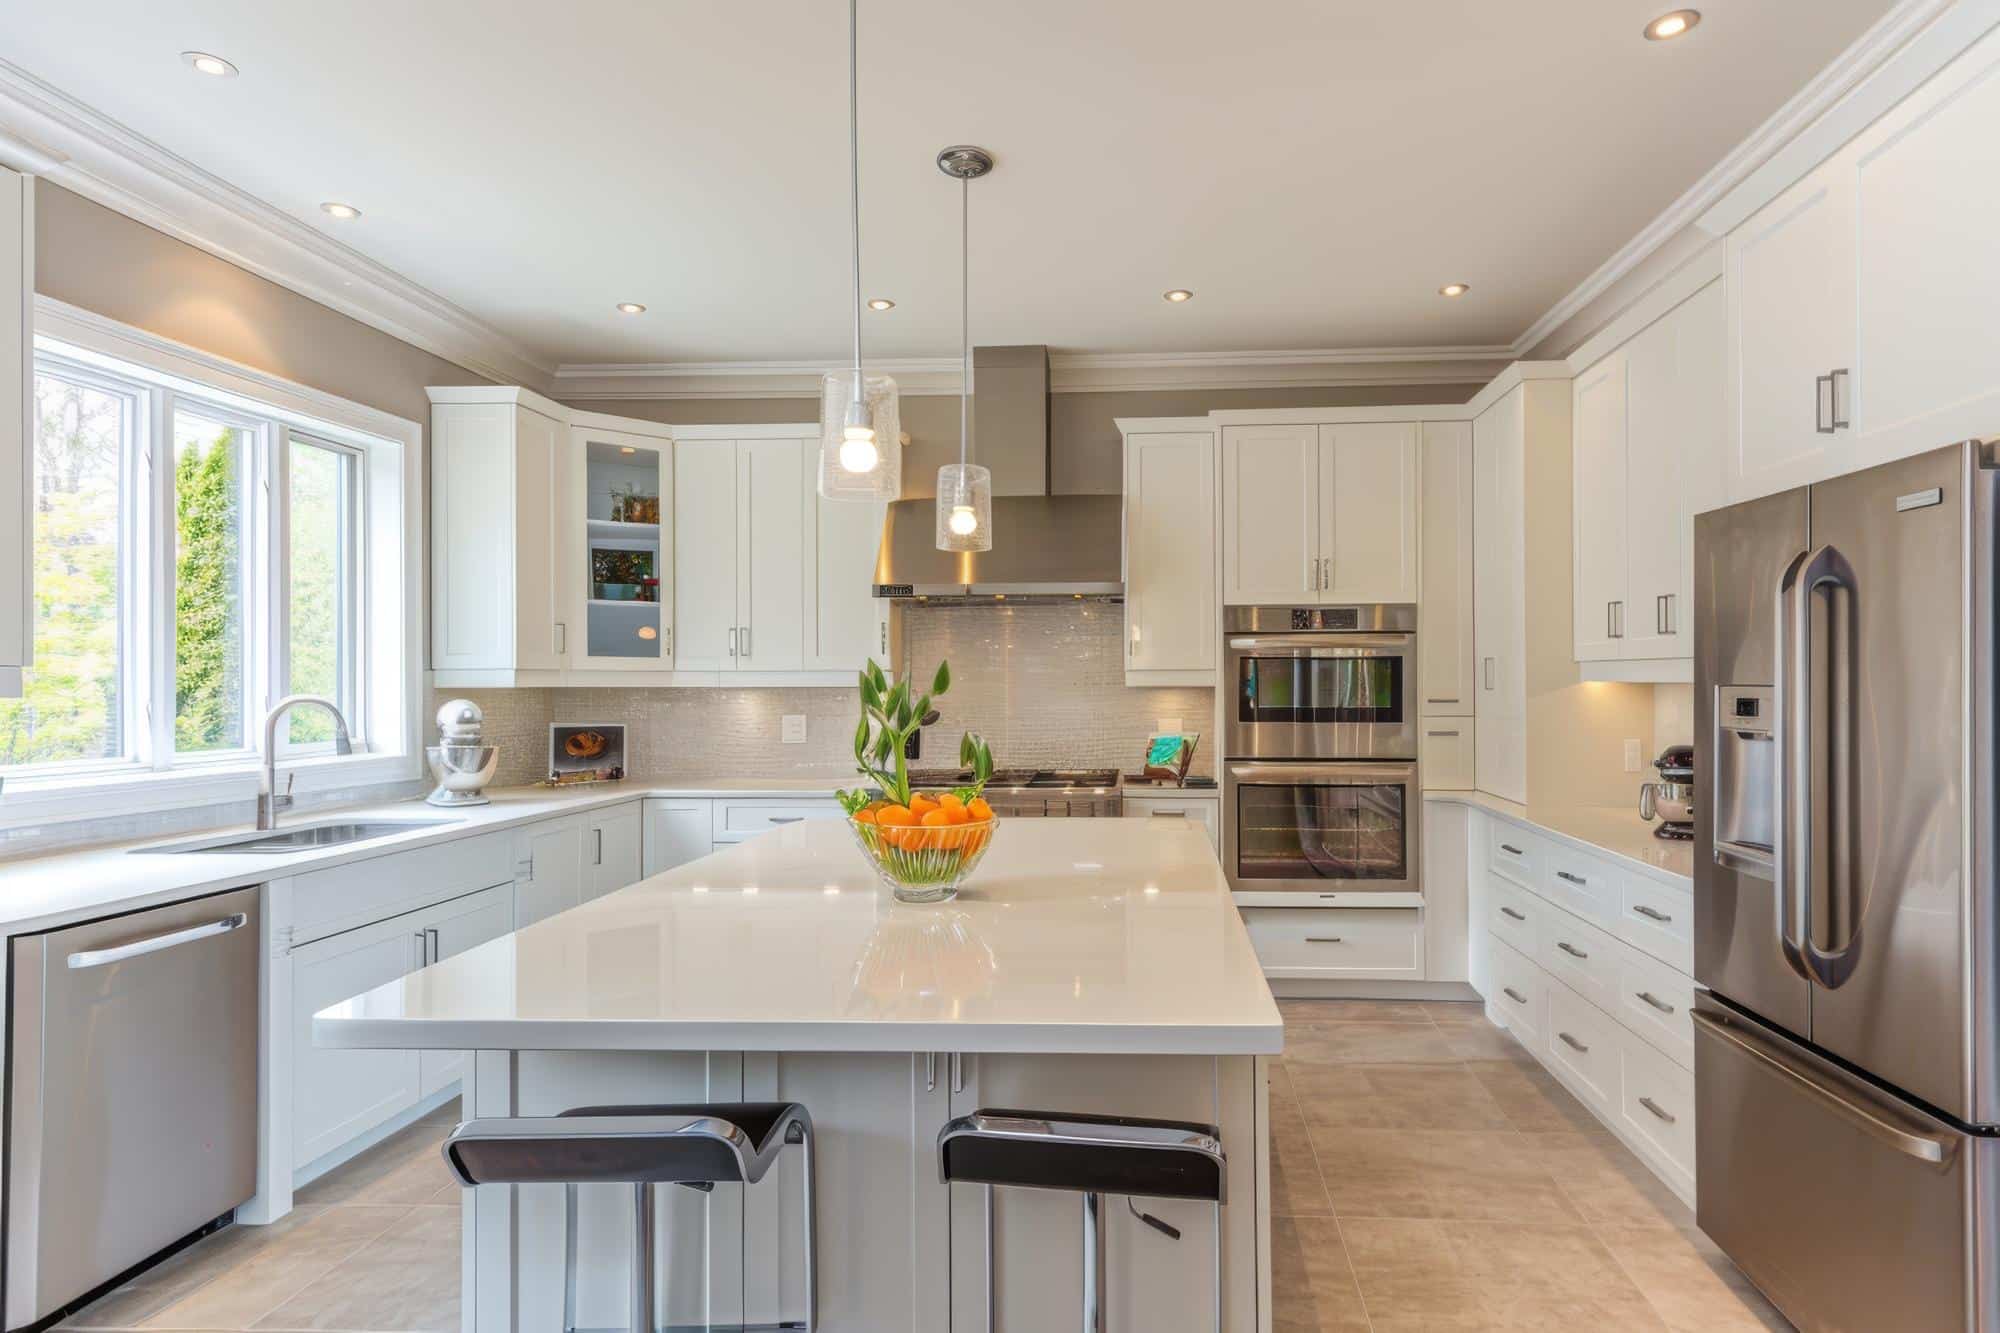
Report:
1472,386,1527,804
1221,424,1317,604
672,439,740,673
1418,420,1474,717
1122,427,1217,685
0,168,29,698
1729,21,2000,501
430,391,569,682
1571,354,1629,662
1572,279,1725,670
673,434,811,676
570,421,673,671
1320,423,1419,604
805,492,888,673
1221,421,1418,607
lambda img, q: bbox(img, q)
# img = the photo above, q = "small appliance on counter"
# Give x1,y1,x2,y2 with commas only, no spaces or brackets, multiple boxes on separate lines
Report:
1637,743,1693,840
426,698,500,807
546,722,626,785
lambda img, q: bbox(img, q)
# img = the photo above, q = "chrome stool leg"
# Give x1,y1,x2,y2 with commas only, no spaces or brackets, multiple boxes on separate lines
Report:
631,1182,655,1333
1081,1191,1107,1333
563,1183,579,1333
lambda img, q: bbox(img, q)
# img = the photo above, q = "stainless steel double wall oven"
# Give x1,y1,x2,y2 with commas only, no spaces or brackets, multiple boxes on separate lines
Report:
1222,605,1420,894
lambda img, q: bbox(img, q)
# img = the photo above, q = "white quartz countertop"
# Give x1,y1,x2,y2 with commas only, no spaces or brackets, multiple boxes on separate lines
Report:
314,818,1284,1057
0,774,849,937
1425,790,1693,886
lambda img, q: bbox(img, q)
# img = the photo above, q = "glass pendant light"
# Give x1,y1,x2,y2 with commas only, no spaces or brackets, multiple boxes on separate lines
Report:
936,145,993,552
817,0,900,501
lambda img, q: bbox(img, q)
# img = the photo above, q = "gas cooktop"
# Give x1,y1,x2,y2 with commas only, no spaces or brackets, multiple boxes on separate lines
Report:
905,768,1120,793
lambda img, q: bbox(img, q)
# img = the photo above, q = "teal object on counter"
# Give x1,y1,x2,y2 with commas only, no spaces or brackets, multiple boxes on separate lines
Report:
1147,735,1187,767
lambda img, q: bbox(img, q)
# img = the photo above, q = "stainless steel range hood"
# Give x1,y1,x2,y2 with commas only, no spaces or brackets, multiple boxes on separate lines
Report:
873,346,1123,599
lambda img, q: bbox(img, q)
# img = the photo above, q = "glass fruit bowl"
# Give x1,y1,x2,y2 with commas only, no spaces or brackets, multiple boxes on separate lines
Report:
847,795,998,904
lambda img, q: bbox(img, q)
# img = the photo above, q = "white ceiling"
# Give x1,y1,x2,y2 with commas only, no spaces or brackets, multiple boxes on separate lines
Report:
5,0,1899,371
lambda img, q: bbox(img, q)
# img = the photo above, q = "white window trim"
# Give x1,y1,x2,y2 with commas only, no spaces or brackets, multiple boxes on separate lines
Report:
1,297,424,826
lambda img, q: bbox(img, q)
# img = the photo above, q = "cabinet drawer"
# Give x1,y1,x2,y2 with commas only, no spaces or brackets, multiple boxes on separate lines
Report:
1617,875,1694,972
1241,907,1423,980
1487,823,1541,886
1542,844,1621,928
1124,797,1220,852
292,829,512,945
1487,938,1544,1048
1420,724,1474,790
1488,875,1539,957
1619,1031,1695,1191
1536,908,1621,1016
712,798,845,842
1545,979,1620,1114
1616,946,1697,1070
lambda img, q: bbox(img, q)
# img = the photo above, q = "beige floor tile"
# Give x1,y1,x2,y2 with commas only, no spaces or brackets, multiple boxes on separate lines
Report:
58,1209,333,1330
252,1206,459,1332
1280,998,1437,1025
1308,1127,1584,1225
1287,1061,1514,1131
1464,1059,1607,1135
294,1122,457,1209
1270,1214,1372,1332
1520,1131,1693,1231
139,1207,412,1330
1270,1065,1335,1218
417,1096,463,1127
1419,1000,1490,1025
1437,1020,1539,1064
1599,1226,1790,1331
1441,1220,1668,1330
1286,1021,1465,1066
1339,1217,1490,1332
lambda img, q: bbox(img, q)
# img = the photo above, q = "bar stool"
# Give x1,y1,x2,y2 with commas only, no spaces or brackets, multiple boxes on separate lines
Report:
938,1108,1226,1333
443,1101,816,1333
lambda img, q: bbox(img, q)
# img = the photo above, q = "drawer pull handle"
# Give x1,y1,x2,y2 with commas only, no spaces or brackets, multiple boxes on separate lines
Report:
1638,1096,1677,1124
1502,986,1527,1004
1149,809,1189,818
1632,904,1673,923
768,816,806,824
1500,906,1527,922
1555,871,1586,885
1556,941,1589,960
1500,843,1524,856
1305,936,1345,944
1635,990,1676,1014
1558,1031,1590,1053
1426,729,1461,738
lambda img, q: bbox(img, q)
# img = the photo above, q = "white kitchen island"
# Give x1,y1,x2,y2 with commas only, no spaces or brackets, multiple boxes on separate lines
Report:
315,817,1282,1333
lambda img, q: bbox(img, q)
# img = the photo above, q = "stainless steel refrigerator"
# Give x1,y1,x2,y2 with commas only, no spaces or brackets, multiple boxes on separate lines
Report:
1694,440,2000,1332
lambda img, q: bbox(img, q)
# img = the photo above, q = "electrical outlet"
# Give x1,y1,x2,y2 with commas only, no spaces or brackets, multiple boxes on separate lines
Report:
1624,739,1642,772
1157,718,1183,734
781,714,807,745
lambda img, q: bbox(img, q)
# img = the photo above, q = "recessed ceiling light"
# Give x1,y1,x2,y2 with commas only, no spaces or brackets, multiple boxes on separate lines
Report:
319,201,361,220
181,51,238,77
616,302,647,315
1163,289,1194,303
1438,282,1470,297
1644,9,1701,40
867,298,895,311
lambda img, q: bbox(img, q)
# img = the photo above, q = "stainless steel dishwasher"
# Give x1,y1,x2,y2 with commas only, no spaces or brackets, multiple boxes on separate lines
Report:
5,886,260,1329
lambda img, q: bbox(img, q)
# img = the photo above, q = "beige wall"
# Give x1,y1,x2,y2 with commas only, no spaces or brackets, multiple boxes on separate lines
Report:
568,383,1488,497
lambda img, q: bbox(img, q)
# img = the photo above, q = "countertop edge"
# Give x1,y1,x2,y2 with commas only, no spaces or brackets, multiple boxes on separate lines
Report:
1422,790,1693,890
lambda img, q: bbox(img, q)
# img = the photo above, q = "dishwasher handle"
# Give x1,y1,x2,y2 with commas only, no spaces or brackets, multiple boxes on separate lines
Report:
67,912,250,970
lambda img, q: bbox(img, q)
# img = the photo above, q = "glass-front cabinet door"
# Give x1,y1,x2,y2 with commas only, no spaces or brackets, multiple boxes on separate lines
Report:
570,424,673,670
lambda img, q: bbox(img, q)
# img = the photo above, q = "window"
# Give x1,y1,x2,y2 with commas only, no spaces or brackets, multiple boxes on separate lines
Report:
0,324,417,811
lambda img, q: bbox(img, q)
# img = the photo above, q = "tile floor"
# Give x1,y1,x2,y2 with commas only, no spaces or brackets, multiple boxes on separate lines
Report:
59,1000,1790,1332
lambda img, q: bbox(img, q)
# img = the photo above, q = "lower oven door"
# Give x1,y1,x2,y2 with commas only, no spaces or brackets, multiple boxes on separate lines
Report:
1225,761,1420,893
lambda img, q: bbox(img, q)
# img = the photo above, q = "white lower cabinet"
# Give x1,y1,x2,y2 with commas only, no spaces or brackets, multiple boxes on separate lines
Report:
1122,795,1219,852
1471,810,1698,1205
1240,906,1424,981
513,814,587,928
584,803,642,900
643,798,715,875
417,886,516,1098
712,797,845,843
290,915,426,1166
1419,723,1474,790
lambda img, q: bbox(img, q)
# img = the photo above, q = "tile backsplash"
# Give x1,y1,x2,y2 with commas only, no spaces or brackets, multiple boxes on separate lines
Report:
430,600,1214,786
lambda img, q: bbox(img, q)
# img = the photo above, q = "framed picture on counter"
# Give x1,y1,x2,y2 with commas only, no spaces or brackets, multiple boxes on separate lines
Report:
548,723,626,783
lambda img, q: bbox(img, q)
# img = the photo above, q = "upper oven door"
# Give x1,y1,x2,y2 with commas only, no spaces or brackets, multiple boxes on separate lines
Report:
1224,632,1416,759
1227,761,1421,894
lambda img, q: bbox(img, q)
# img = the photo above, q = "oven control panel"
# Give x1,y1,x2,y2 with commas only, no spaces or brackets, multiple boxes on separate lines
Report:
1291,607,1360,630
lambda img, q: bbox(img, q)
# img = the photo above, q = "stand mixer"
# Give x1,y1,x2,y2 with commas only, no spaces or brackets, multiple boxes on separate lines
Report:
426,699,500,807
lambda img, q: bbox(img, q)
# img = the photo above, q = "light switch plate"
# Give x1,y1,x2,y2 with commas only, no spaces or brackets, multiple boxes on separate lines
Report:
781,714,807,745
1157,718,1183,734
1624,739,1642,772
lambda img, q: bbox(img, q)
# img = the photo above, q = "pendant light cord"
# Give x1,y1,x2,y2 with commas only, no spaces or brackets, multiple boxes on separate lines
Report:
848,0,864,389
959,173,970,469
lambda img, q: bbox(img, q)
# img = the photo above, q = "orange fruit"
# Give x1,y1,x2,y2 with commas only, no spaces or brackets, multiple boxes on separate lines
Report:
908,794,939,818
852,808,878,824
944,804,971,825
967,797,994,821
921,808,954,827
938,792,965,810
876,805,915,827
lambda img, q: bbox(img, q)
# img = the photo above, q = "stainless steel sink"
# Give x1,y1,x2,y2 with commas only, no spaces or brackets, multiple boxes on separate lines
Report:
137,819,457,855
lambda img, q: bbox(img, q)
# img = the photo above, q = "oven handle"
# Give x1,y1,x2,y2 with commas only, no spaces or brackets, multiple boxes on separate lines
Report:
1227,633,1413,653
1229,761,1417,785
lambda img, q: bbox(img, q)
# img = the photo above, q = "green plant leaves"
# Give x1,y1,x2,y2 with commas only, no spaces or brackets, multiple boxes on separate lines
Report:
932,661,951,696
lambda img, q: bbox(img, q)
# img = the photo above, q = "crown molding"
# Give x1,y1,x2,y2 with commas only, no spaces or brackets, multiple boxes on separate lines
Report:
1507,0,1962,358
0,57,555,392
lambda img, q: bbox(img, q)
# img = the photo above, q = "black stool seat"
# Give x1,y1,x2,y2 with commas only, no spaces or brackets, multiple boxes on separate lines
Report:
444,1100,811,1189
938,1108,1225,1202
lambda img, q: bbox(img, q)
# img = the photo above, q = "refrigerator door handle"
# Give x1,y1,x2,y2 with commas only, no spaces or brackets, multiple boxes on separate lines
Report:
1691,1009,1947,1163
1773,549,1817,982
1781,542,1864,990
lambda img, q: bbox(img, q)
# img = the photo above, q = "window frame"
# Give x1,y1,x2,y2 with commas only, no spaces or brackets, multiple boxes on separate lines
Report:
1,300,422,825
